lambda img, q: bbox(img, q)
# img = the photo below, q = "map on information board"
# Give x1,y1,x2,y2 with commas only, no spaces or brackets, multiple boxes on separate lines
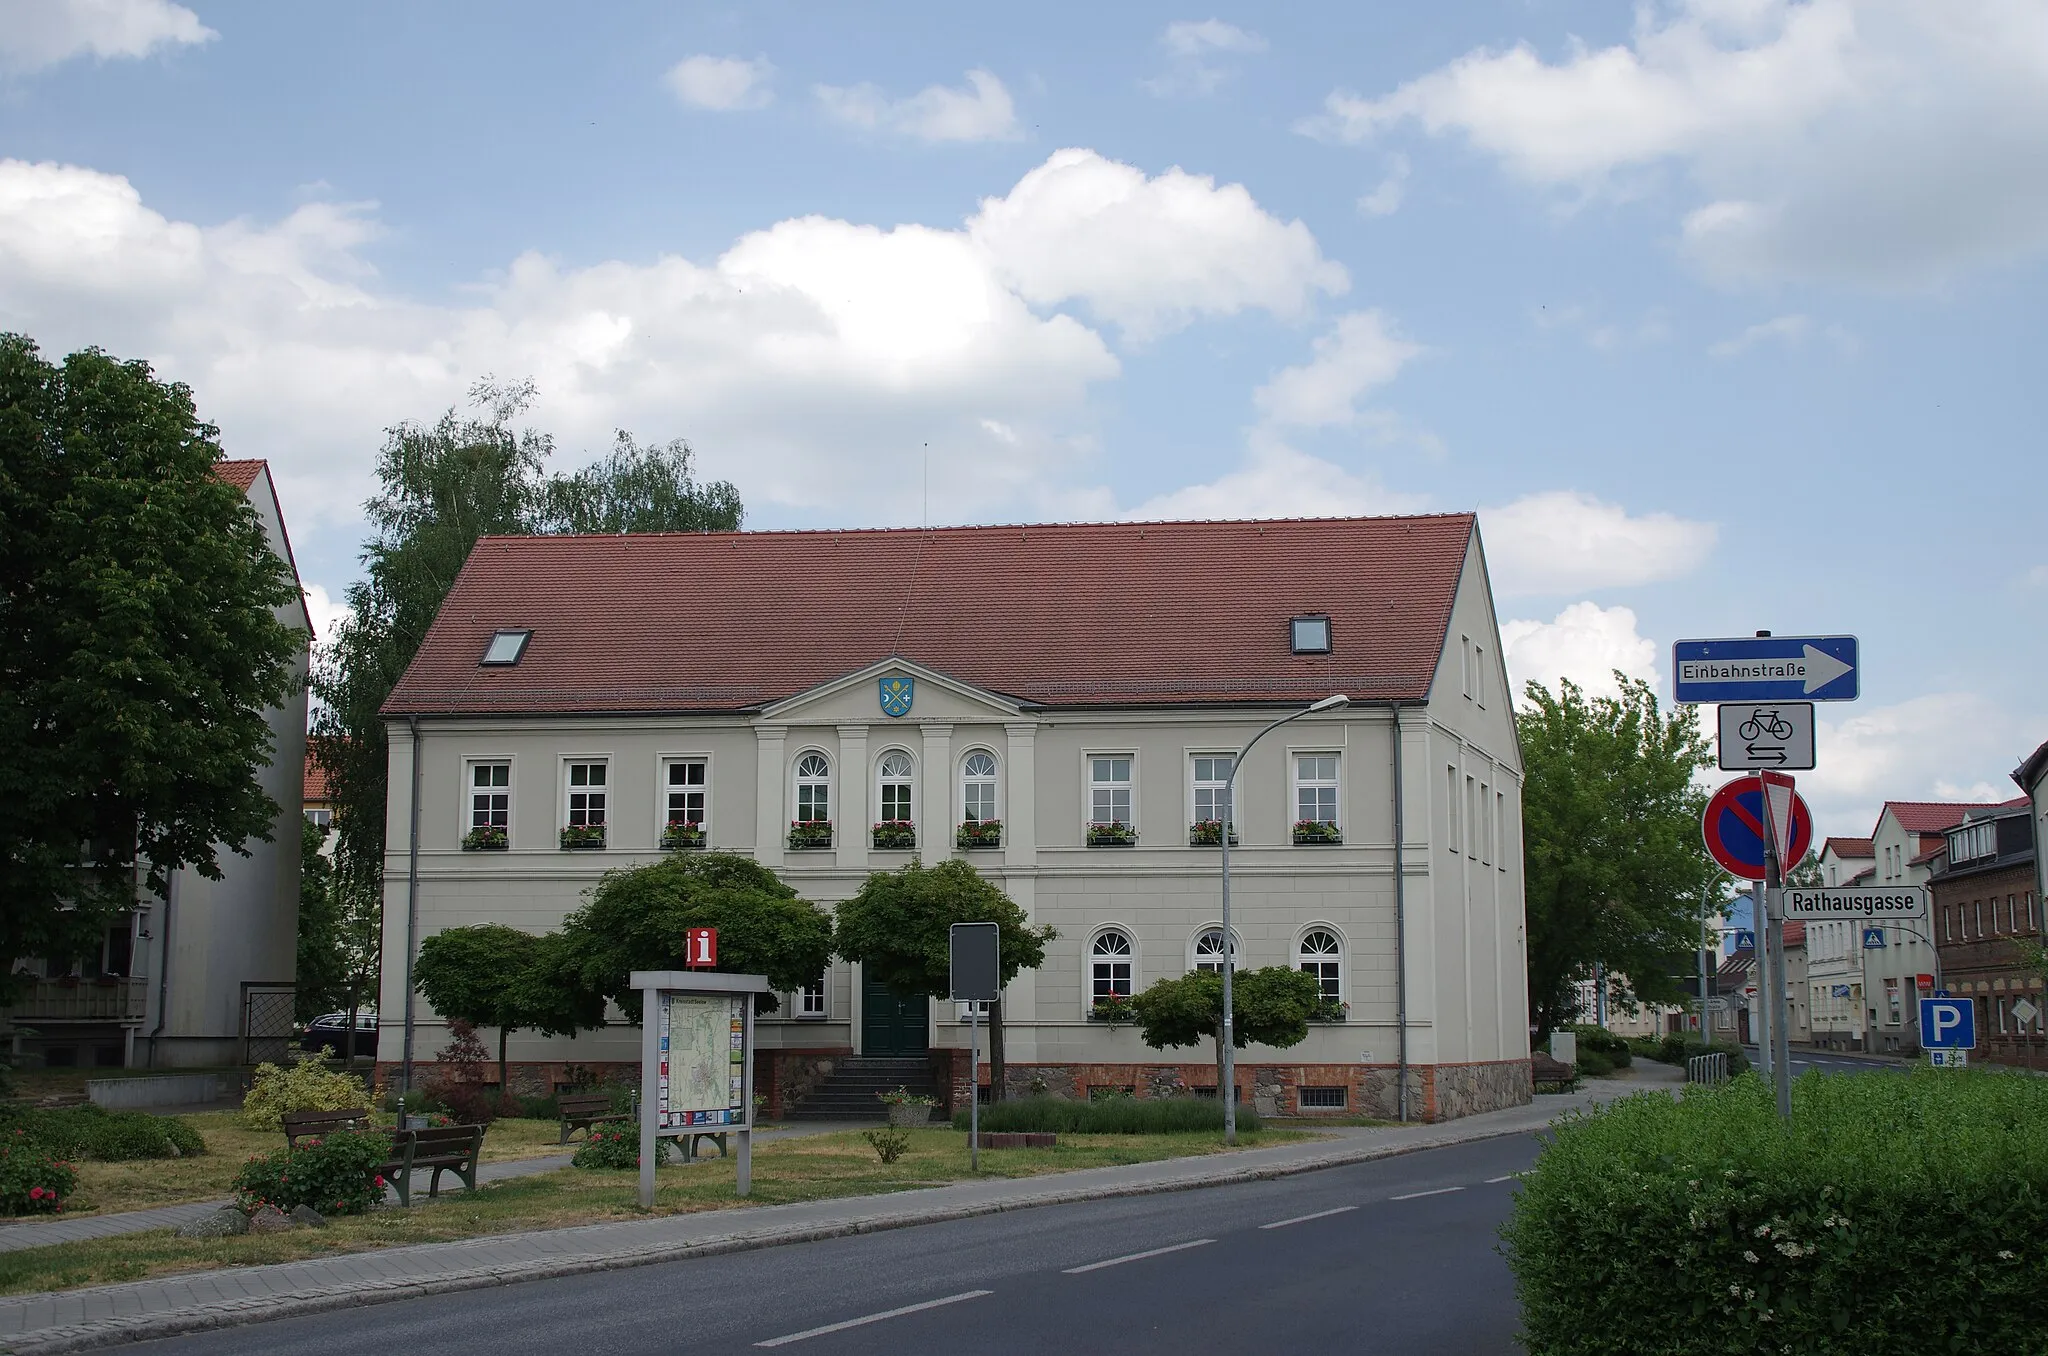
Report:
657,993,747,1130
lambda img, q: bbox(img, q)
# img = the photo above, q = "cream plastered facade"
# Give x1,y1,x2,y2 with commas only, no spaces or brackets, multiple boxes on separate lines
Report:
378,537,1529,1086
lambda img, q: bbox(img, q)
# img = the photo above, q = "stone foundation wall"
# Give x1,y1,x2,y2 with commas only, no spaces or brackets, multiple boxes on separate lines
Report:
1423,1058,1533,1121
759,1048,848,1117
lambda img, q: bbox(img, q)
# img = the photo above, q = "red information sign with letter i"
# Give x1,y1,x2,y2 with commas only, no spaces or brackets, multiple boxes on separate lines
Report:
684,928,717,968
1703,774,1813,881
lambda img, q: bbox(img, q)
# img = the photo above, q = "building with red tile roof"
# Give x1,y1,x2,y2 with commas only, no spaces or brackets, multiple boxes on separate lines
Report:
377,513,1530,1123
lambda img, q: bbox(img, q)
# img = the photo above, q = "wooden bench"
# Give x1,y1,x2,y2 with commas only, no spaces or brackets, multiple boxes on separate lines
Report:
557,1092,631,1144
378,1124,486,1207
681,1131,728,1162
281,1107,370,1149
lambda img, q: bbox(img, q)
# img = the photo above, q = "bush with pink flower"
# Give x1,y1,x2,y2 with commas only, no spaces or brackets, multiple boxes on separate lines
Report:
233,1128,390,1216
0,1131,76,1215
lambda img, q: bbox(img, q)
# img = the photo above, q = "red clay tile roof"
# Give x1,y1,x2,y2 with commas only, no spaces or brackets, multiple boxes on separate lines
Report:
304,753,330,803
1911,843,1949,867
1822,836,1873,860
1783,921,1807,947
384,515,1478,716
214,459,265,491
1882,801,2011,834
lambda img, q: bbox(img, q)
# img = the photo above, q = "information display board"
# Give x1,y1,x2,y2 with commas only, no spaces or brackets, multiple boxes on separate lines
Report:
658,993,748,1130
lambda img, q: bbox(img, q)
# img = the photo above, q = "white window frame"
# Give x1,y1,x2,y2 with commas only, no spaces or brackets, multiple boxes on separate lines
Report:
1474,644,1486,708
1479,781,1492,865
1297,926,1344,1006
1085,751,1137,832
561,757,611,837
1290,748,1341,830
793,749,832,825
875,748,916,826
1189,752,1236,832
1189,924,1239,974
797,974,828,1019
959,748,1000,826
1497,790,1508,872
1466,775,1478,860
657,753,712,845
1446,764,1460,854
1089,927,1136,1011
463,757,514,841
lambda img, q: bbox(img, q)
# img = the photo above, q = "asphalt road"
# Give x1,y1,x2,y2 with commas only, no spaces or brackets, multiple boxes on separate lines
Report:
1745,1046,1905,1076
129,1132,1543,1356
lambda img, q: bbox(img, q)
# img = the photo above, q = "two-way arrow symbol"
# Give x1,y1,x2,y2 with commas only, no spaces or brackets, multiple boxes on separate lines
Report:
1746,744,1789,764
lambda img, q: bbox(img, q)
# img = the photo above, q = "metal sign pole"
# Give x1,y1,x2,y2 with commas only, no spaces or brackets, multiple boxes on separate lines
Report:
1752,880,1772,1082
968,1004,980,1173
738,997,754,1197
1759,784,1793,1123
638,993,660,1210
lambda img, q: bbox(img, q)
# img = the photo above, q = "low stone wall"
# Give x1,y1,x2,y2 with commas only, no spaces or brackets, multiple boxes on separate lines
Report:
372,1060,636,1100
758,1049,848,1117
87,1073,223,1110
1424,1058,1533,1121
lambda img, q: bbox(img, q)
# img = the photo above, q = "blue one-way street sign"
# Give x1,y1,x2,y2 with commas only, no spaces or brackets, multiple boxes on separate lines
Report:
1919,997,1975,1050
1673,635,1860,704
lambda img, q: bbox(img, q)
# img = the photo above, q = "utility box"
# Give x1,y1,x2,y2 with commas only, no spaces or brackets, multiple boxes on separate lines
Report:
1549,1031,1578,1067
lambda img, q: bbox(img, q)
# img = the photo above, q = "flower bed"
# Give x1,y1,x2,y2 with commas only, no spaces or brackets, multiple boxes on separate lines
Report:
559,824,606,850
1187,820,1239,847
1291,820,1342,845
660,820,706,851
571,1124,668,1170
956,819,1002,850
871,821,916,850
788,820,833,850
0,1134,76,1215
233,1129,389,1217
1086,821,1137,847
461,826,507,851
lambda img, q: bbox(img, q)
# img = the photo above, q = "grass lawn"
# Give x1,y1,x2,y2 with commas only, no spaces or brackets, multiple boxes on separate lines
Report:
0,1126,1308,1297
61,1115,578,1217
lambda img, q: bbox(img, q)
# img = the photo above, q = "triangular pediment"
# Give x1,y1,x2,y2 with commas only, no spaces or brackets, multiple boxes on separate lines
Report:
759,658,1029,725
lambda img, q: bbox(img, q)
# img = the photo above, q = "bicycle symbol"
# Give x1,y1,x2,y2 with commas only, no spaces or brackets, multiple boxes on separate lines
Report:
1739,708,1795,742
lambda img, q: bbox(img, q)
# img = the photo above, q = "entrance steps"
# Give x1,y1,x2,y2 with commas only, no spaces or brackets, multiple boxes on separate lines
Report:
784,1056,940,1121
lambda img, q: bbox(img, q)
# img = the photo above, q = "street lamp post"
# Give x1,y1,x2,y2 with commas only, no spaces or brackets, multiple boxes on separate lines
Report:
1220,693,1350,1145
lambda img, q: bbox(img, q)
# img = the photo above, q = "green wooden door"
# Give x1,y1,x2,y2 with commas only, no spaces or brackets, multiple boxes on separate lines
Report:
860,973,929,1054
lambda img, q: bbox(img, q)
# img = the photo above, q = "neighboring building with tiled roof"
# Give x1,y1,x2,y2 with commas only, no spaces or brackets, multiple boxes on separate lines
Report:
1930,805,2042,1070
377,513,1531,1123
2016,738,2048,918
1820,836,1874,887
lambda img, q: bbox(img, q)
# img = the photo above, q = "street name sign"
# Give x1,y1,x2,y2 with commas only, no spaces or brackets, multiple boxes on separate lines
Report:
1673,636,1859,704
1716,702,1816,770
1919,997,1975,1050
1703,775,1814,881
1783,886,1929,921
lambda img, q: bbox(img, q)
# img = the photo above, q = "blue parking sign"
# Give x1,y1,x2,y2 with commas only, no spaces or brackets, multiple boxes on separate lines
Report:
1919,997,1975,1050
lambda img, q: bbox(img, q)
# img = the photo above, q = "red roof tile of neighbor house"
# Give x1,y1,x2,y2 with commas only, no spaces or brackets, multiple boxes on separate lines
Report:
383,514,1479,716
1883,801,2009,833
304,753,330,803
214,458,265,491
1783,921,1807,947
1822,836,1874,860
1911,844,1949,868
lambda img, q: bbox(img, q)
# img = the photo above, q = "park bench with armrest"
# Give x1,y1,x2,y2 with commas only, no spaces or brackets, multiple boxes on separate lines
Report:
281,1108,370,1149
557,1092,632,1144
378,1123,486,1207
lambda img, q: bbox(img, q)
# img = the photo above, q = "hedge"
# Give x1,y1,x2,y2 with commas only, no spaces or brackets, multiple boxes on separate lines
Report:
0,1105,205,1161
1502,1069,2048,1353
950,1096,1260,1135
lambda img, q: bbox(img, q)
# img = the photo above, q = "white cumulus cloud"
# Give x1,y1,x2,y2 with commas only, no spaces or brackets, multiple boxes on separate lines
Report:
0,0,213,73
969,148,1347,340
1357,154,1409,218
1801,693,2034,841
665,55,774,111
301,582,351,643
1254,310,1420,428
1124,432,1429,522
1481,491,1717,596
1301,0,2048,287
1501,602,1661,705
816,69,1019,143
1145,19,1267,97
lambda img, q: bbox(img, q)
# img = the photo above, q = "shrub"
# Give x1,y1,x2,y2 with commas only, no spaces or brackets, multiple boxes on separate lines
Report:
862,1127,910,1163
1569,1026,1632,1067
430,1083,509,1126
233,1129,389,1216
949,1095,1260,1135
1648,1035,1750,1077
571,1124,667,1170
1575,1047,1615,1077
1502,1068,2048,1353
0,1105,206,1161
0,1132,76,1214
241,1062,372,1131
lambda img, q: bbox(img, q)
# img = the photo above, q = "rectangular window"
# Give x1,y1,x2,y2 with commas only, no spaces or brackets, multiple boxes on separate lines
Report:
1496,791,1507,871
469,761,510,832
1089,756,1133,826
305,808,332,828
1473,645,1486,707
664,758,707,829
1446,766,1460,853
1999,997,2010,1034
1460,634,1473,699
1885,978,1901,1026
1192,755,1235,827
566,762,607,827
798,976,827,1018
1479,782,1491,865
1466,776,1478,859
1297,1086,1346,1110
1943,905,1952,942
1294,753,1339,826
1975,900,1984,938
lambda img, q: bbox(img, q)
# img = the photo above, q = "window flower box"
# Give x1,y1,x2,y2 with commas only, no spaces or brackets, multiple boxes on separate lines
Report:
957,819,1003,850
788,820,833,851
462,827,508,852
1188,820,1239,847
871,821,916,850
1089,993,1136,1024
1312,999,1349,1023
1087,821,1138,847
559,824,606,850
1292,820,1343,846
661,821,706,852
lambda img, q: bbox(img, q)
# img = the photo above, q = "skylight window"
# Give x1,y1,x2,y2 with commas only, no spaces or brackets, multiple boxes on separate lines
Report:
1290,615,1332,654
480,629,532,666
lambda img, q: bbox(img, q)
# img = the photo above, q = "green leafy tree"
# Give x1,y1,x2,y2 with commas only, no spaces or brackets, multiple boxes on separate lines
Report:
294,819,345,1021
555,853,832,1022
1785,849,1824,887
311,386,742,986
415,923,601,1092
833,858,1056,1100
0,334,301,998
1128,967,1323,1092
1520,675,1725,1038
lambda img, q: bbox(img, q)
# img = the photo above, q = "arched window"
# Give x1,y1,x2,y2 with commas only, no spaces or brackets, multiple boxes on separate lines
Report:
1091,929,1133,1000
1298,929,1343,1004
961,751,998,824
877,751,914,823
795,753,830,823
1192,927,1234,974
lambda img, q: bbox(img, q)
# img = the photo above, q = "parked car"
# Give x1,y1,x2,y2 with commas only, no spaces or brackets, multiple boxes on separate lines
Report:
299,1010,379,1058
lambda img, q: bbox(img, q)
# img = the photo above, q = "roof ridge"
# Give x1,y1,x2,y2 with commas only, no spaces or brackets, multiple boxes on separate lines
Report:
464,510,1479,546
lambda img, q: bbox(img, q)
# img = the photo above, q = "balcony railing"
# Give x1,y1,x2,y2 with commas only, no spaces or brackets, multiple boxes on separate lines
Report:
4,976,149,1023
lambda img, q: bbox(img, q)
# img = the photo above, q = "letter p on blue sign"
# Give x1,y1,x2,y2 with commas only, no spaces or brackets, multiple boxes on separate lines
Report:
1919,997,1975,1050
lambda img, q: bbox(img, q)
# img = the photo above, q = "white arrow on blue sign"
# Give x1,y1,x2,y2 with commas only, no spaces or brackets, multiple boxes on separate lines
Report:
1673,635,1859,704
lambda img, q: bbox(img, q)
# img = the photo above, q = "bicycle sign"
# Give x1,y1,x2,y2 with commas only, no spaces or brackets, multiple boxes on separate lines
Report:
1717,701,1815,771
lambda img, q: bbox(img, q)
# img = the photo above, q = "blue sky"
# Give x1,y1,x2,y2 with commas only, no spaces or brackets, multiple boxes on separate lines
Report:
2,0,2043,839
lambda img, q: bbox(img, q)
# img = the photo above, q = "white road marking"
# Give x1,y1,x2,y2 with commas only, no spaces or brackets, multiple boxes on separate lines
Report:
1062,1239,1216,1273
1484,1174,1522,1184
1259,1205,1359,1230
755,1291,993,1347
1391,1186,1465,1201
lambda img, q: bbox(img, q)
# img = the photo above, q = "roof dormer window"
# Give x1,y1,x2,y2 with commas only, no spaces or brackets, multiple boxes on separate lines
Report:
480,629,532,666
1290,615,1332,654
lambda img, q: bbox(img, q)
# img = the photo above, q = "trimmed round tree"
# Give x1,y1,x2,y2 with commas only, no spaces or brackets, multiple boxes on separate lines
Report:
414,924,601,1093
1128,966,1322,1097
833,858,1056,1100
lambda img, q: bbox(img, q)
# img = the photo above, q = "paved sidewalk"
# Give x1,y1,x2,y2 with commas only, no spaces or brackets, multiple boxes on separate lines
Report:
0,1078,1673,1354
